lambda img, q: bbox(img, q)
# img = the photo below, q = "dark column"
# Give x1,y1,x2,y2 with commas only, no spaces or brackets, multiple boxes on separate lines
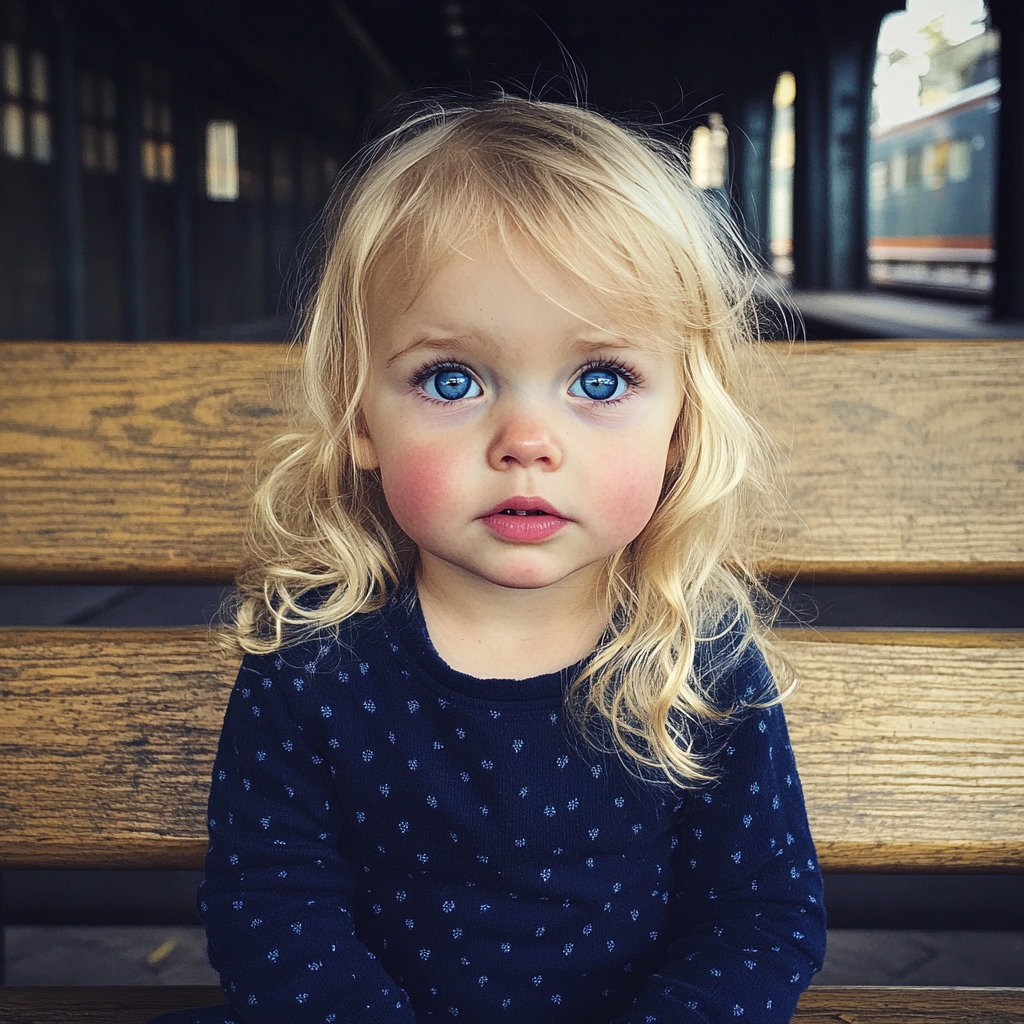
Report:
990,0,1024,319
52,4,85,338
792,42,828,290
174,57,198,337
123,57,146,339
731,82,775,265
792,4,897,291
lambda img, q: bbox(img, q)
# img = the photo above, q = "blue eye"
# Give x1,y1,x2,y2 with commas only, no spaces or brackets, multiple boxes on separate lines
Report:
569,367,628,401
421,366,482,401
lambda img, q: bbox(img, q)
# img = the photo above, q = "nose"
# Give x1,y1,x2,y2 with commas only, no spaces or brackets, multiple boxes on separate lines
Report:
486,402,563,472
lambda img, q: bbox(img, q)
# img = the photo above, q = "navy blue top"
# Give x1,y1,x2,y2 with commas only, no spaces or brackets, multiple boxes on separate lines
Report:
174,591,824,1024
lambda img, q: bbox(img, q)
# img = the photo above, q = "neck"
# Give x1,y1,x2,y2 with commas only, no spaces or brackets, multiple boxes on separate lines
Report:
415,559,607,680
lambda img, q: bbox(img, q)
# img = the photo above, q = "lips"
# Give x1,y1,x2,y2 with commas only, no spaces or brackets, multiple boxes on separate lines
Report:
479,496,569,541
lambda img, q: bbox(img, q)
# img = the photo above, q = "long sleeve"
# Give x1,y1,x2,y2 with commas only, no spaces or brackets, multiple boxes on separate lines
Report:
613,646,827,1024
199,648,417,1024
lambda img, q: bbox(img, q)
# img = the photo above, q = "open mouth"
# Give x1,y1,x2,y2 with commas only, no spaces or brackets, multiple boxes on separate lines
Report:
500,509,549,516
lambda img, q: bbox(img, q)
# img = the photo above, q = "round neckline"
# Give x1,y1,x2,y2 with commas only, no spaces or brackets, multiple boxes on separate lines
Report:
382,586,592,707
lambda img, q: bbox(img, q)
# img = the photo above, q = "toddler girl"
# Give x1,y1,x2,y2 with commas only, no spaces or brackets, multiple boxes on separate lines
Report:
158,95,825,1024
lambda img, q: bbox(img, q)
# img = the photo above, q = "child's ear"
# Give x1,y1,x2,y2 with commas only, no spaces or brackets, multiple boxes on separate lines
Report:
351,414,380,470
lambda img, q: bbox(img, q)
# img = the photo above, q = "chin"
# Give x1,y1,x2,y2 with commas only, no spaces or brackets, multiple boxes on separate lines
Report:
476,558,594,592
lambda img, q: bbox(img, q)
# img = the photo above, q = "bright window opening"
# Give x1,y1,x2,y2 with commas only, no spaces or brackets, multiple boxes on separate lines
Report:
769,71,796,281
689,112,728,190
80,70,118,174
206,119,239,201
2,42,51,164
869,0,999,297
141,60,174,184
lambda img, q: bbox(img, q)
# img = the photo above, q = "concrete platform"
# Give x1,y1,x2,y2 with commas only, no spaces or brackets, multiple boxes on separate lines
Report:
5,926,1023,988
789,290,1024,340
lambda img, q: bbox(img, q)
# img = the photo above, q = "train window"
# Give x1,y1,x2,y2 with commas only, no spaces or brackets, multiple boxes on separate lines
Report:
948,139,971,182
689,112,727,190
922,140,949,190
890,151,907,192
79,71,117,174
870,160,888,204
206,119,239,200
905,147,922,188
141,60,174,184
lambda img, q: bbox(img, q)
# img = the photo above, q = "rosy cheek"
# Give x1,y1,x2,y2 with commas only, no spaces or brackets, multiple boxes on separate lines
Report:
377,443,459,543
590,456,666,546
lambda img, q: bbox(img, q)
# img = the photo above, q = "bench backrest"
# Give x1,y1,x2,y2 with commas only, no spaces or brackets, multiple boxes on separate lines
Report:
1,339,1022,873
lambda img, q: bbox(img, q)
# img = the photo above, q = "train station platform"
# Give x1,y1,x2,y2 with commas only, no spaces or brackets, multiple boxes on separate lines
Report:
790,290,1024,340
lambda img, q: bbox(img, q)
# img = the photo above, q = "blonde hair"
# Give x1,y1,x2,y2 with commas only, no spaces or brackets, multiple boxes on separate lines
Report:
231,94,784,788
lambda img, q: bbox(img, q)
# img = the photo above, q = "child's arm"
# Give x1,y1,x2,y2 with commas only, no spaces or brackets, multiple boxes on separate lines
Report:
613,645,827,1024
198,649,418,1024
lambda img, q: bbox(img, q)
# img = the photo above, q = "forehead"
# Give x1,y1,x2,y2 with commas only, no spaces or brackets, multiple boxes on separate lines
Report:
368,239,645,360
366,230,670,348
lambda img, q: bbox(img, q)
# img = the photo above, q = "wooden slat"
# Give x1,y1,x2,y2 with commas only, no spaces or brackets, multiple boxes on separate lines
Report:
0,341,292,583
752,340,1024,581
2,627,1021,872
0,987,226,1024
794,987,1024,1022
0,986,1021,1024
0,628,233,869
2,339,1023,584
781,630,1024,872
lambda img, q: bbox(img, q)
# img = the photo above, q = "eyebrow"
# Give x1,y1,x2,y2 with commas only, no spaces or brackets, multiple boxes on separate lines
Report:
386,332,644,368
386,336,475,368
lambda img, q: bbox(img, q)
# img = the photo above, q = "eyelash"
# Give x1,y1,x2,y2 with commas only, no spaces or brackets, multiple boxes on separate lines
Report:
407,357,643,402
575,358,642,403
408,360,479,402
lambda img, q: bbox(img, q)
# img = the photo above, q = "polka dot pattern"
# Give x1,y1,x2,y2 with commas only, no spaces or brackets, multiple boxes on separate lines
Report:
170,593,824,1024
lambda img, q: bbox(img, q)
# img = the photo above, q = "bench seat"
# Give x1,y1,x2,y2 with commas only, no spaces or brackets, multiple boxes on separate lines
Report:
2,339,1022,1020
2,627,1022,873
2,985,1021,1023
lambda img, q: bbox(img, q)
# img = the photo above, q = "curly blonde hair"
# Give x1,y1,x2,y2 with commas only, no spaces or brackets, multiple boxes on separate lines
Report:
231,95,784,788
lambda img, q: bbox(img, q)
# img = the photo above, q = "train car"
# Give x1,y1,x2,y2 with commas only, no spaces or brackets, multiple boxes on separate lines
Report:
868,78,999,298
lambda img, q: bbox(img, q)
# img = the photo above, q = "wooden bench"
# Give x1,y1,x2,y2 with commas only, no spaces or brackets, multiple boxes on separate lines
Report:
1,339,1022,1023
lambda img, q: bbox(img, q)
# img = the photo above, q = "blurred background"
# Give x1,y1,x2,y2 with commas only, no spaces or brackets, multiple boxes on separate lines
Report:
0,0,1022,992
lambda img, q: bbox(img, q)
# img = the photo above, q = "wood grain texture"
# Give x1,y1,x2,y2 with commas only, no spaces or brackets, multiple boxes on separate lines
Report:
0,987,226,1024
2,340,1023,583
0,987,1021,1024
750,340,1024,581
2,627,1021,872
779,629,1024,872
0,341,292,583
0,628,234,869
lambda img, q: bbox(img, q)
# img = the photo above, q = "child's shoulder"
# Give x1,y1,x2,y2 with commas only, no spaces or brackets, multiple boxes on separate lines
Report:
696,612,776,712
240,588,402,681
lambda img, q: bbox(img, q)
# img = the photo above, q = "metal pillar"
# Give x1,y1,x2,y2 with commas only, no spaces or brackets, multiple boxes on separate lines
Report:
991,0,1024,319
52,4,85,338
174,58,198,338
792,5,896,291
731,83,775,265
123,57,146,340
